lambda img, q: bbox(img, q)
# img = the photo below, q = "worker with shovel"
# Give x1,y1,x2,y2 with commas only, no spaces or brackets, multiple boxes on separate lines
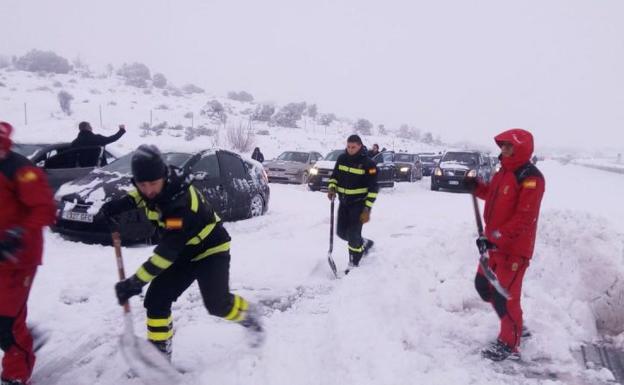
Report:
99,145,264,362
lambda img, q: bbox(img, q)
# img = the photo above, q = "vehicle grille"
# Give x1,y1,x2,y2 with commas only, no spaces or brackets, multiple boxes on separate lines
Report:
268,168,286,172
317,168,332,177
444,169,467,177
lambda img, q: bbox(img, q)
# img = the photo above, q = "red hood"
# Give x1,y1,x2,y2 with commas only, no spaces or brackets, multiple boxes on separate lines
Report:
495,128,534,171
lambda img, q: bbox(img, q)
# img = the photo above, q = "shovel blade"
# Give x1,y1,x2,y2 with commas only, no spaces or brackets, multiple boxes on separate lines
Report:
119,314,182,384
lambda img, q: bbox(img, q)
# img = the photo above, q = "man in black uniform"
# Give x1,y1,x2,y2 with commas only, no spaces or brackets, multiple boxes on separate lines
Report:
327,135,379,269
99,145,264,359
70,121,126,167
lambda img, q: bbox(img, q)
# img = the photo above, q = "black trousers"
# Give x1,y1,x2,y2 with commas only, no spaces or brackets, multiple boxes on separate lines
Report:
336,201,365,266
144,252,233,320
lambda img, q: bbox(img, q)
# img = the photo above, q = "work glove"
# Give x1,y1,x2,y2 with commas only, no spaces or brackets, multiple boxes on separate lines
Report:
476,236,496,255
0,227,24,263
327,187,336,201
118,124,126,133
96,203,120,232
115,275,145,305
360,207,371,224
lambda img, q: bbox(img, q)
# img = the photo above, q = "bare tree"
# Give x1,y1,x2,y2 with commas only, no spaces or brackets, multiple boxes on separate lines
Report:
227,124,256,153
57,90,74,115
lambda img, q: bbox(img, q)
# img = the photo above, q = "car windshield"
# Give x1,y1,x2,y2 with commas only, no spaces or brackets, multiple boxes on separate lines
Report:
324,150,343,161
101,152,193,174
395,154,413,162
419,156,436,163
441,152,478,165
13,143,46,158
277,152,309,163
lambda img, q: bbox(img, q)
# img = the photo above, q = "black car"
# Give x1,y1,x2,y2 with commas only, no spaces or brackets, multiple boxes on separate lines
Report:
393,153,423,182
53,149,270,244
14,142,118,191
431,151,493,192
308,149,395,191
418,153,441,176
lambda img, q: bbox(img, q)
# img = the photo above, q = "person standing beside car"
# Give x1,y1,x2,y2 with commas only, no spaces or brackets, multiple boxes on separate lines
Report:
328,134,378,271
0,121,56,385
251,147,264,163
467,128,545,362
70,121,126,167
98,144,264,360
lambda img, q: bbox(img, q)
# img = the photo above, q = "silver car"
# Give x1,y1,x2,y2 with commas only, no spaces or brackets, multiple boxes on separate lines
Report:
264,151,323,184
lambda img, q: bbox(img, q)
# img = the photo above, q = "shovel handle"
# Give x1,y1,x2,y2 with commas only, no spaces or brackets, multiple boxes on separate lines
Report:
112,232,131,314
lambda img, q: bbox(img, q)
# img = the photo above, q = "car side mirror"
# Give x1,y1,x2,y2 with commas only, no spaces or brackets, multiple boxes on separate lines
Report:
192,171,209,181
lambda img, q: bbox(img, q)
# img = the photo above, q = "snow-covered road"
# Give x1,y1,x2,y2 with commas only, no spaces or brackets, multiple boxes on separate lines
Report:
23,160,624,384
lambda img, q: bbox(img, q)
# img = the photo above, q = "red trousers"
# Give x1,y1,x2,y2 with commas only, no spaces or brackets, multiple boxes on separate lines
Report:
474,252,528,351
0,268,37,383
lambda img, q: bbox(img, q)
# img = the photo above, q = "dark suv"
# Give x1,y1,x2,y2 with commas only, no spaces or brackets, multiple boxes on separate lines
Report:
431,151,493,192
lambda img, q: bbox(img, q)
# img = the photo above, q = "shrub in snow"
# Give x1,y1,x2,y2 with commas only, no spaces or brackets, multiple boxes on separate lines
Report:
181,83,204,94
52,81,63,88
140,121,167,136
251,104,275,122
318,113,336,127
378,124,387,135
200,100,227,124
398,124,420,141
185,125,217,141
117,62,151,88
0,55,10,69
354,118,373,135
183,112,193,119
256,129,270,136
89,88,101,95
15,50,72,74
227,90,254,102
152,73,167,89
0,82,5,88
271,102,306,128
306,104,318,119
227,124,255,153
155,104,169,110
421,132,434,144
57,90,74,115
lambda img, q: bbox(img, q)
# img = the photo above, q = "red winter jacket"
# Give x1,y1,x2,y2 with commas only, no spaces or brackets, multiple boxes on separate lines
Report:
0,151,56,269
474,129,545,258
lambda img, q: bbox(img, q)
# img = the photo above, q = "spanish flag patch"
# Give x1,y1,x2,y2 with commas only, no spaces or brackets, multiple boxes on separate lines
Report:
368,168,377,175
165,218,183,229
523,179,537,189
18,170,38,183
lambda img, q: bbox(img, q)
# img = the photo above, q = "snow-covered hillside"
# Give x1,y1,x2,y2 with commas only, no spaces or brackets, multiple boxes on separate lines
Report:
0,68,442,159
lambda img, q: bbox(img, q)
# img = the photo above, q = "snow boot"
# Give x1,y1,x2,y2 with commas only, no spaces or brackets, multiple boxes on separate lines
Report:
362,239,375,257
1,379,27,385
521,325,531,339
240,304,265,348
481,339,519,362
150,339,172,362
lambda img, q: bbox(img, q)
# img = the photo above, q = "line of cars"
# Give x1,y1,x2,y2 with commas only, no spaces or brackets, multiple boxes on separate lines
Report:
13,142,271,245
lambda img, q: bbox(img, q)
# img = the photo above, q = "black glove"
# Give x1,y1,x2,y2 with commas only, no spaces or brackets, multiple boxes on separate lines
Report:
115,275,145,305
476,236,496,255
464,176,478,192
0,227,24,262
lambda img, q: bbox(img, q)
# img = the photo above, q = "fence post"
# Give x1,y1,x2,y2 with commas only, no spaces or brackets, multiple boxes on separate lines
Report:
150,110,153,127
99,105,103,128
24,103,28,126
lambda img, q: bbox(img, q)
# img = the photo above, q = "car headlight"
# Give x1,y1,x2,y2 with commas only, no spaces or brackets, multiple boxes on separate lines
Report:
434,167,442,176
467,170,477,177
400,167,409,172
309,168,318,175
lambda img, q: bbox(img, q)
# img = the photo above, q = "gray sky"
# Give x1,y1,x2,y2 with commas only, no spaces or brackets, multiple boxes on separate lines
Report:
2,0,623,149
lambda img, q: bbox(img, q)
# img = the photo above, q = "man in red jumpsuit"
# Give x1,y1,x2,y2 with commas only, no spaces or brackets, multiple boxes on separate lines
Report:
0,122,56,385
471,128,545,361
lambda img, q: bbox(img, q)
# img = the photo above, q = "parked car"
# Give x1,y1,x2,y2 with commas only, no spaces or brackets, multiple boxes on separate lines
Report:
14,142,119,191
417,153,442,176
53,149,270,244
431,151,493,192
264,151,323,184
393,153,423,182
308,149,396,191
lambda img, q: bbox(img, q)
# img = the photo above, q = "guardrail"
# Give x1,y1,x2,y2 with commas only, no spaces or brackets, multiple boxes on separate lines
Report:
573,162,624,175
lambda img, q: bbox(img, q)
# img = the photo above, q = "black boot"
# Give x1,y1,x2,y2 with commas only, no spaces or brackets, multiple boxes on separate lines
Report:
362,239,375,257
1,379,26,385
521,325,531,338
240,304,265,348
150,339,172,361
481,339,519,361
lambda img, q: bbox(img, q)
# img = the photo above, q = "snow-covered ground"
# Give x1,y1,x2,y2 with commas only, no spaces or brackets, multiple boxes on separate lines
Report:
16,160,623,385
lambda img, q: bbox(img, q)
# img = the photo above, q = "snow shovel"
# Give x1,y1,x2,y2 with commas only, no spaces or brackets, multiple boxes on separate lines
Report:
112,232,182,384
471,195,510,299
327,199,339,278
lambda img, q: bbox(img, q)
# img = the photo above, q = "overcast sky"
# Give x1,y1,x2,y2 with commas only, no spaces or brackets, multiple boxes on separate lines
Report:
2,0,623,149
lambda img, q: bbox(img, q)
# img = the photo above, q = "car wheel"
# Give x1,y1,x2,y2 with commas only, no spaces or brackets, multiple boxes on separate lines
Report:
249,194,264,218
301,171,309,184
431,183,439,191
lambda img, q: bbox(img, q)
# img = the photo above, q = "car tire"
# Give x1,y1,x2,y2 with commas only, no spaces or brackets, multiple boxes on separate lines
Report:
248,194,265,218
431,183,439,191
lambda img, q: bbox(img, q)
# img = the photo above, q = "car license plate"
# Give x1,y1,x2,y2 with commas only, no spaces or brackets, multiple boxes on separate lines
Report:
61,211,94,223
449,180,460,186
